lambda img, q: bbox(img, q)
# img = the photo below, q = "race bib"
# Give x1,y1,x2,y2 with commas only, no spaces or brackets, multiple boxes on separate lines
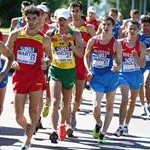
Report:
145,52,150,61
17,46,37,65
54,47,73,62
92,51,110,68
123,57,140,72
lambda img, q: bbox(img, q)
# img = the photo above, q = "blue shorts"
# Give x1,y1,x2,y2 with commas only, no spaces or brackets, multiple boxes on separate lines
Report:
119,70,143,90
0,74,8,88
90,71,119,93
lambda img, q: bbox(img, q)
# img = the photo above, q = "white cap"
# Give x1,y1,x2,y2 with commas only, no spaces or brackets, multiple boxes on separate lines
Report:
37,4,49,12
56,8,70,20
87,6,96,14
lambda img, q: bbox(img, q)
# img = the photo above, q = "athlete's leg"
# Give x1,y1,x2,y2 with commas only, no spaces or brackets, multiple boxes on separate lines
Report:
72,79,86,114
119,85,129,125
125,89,139,125
14,94,27,129
0,87,6,116
102,90,116,133
60,88,72,125
92,91,104,125
23,90,42,145
50,79,62,130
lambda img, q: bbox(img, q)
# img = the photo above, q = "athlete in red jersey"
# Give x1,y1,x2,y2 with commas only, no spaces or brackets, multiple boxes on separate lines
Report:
6,6,51,149
66,1,95,136
84,16,122,143
36,4,51,131
86,6,100,32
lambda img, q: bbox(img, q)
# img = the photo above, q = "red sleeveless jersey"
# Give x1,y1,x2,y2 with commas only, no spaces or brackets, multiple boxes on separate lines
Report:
121,38,140,55
92,36,115,55
13,28,44,71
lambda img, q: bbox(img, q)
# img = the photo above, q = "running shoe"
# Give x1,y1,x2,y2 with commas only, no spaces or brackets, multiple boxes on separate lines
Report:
93,123,102,139
114,127,123,137
59,125,66,141
122,126,128,136
21,144,30,150
70,113,76,129
42,104,51,117
140,105,147,116
35,118,43,134
66,125,74,137
98,133,106,144
49,131,58,143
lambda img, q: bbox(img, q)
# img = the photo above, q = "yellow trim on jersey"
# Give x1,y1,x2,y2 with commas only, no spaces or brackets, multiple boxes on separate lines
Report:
17,29,44,44
51,31,75,69
73,25,87,33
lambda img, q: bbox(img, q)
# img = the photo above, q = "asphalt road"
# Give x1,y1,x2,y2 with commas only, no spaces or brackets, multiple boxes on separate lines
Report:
0,74,150,150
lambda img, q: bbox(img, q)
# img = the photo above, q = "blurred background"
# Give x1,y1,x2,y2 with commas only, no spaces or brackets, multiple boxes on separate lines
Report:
0,0,149,28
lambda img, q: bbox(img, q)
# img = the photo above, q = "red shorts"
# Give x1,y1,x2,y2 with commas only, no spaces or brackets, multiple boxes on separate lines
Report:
12,70,46,94
75,57,87,80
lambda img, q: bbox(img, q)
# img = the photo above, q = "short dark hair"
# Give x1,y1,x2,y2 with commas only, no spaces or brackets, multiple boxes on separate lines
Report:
109,8,118,14
102,16,115,26
24,5,40,17
141,15,150,24
21,1,31,11
21,1,31,7
69,1,83,10
128,20,140,28
130,9,139,15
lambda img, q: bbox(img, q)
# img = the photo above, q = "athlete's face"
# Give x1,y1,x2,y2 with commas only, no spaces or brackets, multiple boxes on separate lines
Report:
141,22,150,31
70,7,82,20
56,17,69,29
101,20,113,34
88,12,96,20
25,14,39,30
127,22,139,37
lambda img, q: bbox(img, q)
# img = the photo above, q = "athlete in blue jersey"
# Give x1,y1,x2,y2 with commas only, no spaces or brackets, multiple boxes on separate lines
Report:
84,16,122,143
114,21,146,137
139,15,150,116
0,41,13,133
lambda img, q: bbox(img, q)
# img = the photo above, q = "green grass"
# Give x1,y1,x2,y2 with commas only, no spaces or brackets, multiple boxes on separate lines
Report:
0,28,10,33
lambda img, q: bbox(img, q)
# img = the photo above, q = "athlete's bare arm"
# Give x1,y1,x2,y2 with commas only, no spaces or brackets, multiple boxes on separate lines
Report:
84,36,96,80
132,42,146,68
43,35,52,66
6,31,20,70
87,24,96,37
112,39,122,72
0,41,14,82
10,18,19,31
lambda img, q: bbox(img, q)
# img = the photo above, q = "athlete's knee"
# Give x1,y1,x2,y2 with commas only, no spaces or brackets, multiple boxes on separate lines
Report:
16,115,24,125
93,106,100,114
51,99,60,109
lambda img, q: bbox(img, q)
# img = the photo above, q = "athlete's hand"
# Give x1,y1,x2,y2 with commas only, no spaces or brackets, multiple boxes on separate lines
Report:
111,63,120,72
86,71,93,81
132,49,138,59
41,58,49,70
61,34,70,46
11,61,20,70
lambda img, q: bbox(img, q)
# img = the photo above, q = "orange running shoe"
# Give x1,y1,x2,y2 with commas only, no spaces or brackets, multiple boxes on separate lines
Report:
59,125,66,141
